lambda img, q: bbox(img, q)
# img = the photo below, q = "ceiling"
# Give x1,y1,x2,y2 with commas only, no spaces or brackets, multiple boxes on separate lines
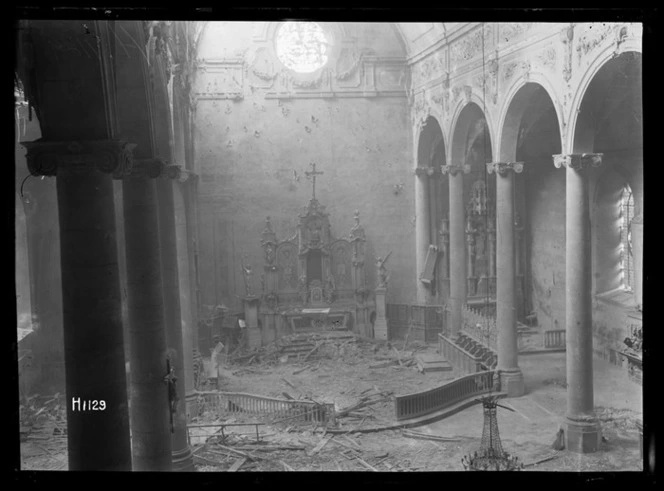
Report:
393,23,459,59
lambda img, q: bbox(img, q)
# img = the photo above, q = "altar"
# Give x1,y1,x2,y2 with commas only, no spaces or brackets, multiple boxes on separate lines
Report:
252,164,374,343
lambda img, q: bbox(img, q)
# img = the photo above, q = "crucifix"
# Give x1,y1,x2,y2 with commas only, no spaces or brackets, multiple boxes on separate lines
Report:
305,162,324,200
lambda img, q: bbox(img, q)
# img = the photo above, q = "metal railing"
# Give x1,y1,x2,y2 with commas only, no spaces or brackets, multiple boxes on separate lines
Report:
439,334,485,374
461,304,497,350
196,391,336,425
544,329,566,349
394,370,497,421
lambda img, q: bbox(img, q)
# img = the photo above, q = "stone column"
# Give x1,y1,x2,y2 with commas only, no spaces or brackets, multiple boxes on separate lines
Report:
553,153,603,453
157,166,194,471
122,158,173,471
414,167,431,303
442,163,470,336
487,162,525,397
172,171,198,421
22,140,134,471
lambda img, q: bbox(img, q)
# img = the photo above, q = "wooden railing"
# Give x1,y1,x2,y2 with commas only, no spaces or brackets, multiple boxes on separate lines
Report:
544,329,566,349
386,303,446,342
197,391,336,425
394,370,497,421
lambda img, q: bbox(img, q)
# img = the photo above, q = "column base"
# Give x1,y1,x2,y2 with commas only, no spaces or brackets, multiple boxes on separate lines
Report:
172,445,195,471
500,369,525,397
374,318,388,341
563,414,602,453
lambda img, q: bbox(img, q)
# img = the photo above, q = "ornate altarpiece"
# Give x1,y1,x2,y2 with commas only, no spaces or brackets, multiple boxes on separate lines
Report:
258,199,373,335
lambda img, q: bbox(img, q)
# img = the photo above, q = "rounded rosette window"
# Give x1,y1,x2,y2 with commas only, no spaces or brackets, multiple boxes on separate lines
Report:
275,22,329,73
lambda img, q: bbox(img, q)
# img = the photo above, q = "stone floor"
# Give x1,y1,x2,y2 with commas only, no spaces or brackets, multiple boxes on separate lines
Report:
422,351,644,471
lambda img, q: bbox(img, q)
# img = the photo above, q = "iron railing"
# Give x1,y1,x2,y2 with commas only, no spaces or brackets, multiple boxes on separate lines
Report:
394,370,497,421
196,391,336,425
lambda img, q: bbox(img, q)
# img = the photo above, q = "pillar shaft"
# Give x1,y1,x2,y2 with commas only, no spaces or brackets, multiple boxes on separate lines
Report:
23,139,135,471
489,162,524,397
554,153,602,453
565,167,594,417
447,167,467,335
123,177,173,471
415,168,430,303
157,178,194,471
56,165,132,471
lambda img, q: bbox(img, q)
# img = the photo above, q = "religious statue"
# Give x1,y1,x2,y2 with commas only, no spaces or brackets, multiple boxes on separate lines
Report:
298,274,308,303
376,251,392,288
241,258,254,297
324,273,336,303
265,242,275,265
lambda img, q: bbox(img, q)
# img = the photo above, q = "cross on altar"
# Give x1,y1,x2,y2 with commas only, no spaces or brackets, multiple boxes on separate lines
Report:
305,162,324,200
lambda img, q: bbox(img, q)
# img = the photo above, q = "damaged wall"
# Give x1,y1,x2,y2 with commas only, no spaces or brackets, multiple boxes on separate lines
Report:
193,22,415,314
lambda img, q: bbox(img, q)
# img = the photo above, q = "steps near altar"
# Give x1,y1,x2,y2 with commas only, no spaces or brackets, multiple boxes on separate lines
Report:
415,353,453,373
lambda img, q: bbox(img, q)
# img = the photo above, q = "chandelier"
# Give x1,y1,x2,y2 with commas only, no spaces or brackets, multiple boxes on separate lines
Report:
461,395,523,471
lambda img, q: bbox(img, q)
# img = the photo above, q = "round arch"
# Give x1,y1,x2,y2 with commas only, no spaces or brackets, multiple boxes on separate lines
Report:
449,101,494,166
567,47,642,153
497,74,563,162
448,94,495,166
416,115,445,168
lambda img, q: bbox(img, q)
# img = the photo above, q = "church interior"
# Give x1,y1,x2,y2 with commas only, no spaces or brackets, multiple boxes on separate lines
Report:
14,18,647,473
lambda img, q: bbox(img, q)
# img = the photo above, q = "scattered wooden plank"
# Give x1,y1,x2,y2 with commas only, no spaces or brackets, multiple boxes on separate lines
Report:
281,378,298,390
303,343,322,362
355,456,378,472
523,453,561,468
341,434,362,449
292,366,308,375
402,430,460,442
282,392,295,400
281,461,295,471
232,445,305,452
369,360,399,369
307,434,333,456
228,457,247,472
194,454,224,467
212,444,259,461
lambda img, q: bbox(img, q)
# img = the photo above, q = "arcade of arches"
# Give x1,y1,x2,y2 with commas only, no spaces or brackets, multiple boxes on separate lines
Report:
15,20,644,472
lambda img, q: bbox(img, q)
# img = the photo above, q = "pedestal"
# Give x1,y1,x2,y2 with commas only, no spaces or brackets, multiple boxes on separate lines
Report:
374,287,388,341
564,415,602,453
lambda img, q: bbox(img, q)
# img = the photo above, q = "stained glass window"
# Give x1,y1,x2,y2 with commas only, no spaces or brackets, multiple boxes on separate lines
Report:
620,185,634,291
276,22,329,73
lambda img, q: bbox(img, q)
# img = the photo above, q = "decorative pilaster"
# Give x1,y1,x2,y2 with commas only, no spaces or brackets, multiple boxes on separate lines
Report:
415,166,431,303
553,152,603,453
22,139,134,471
442,163,470,335
487,161,525,397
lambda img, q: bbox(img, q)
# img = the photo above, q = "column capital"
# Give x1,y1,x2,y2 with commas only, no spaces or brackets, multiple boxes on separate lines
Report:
414,166,435,177
552,153,603,171
162,164,197,183
22,139,136,178
486,161,524,175
441,163,471,176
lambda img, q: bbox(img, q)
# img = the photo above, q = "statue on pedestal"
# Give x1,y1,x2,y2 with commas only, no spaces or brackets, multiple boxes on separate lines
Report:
376,251,392,289
241,258,254,297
